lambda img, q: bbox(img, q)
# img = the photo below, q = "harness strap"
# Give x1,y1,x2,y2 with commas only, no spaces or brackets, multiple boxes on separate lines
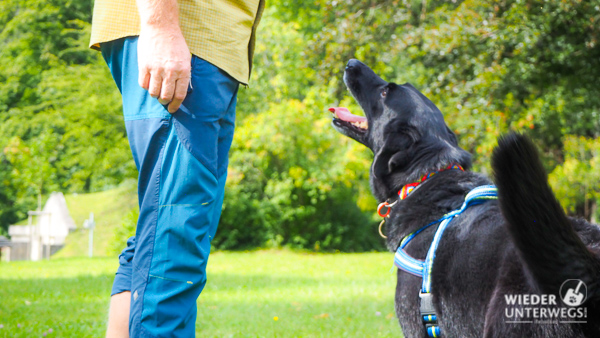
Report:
393,185,498,337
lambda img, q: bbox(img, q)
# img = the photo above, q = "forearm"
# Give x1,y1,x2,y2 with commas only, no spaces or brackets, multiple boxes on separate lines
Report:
136,0,181,31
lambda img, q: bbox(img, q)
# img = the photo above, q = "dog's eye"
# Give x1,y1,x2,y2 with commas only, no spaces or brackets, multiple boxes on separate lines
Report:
381,87,388,98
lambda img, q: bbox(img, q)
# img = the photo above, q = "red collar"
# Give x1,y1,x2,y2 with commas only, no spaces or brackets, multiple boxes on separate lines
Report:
376,163,465,220
398,164,464,200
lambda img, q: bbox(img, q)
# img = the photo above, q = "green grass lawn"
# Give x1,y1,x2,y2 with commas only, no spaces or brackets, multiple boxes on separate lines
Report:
0,250,402,337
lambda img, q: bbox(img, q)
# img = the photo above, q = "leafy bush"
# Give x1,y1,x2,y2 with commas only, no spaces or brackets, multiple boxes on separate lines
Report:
550,136,600,222
111,207,138,255
215,95,384,251
6,0,600,250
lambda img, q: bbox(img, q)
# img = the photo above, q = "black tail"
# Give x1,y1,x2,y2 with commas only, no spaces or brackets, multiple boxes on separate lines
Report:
492,133,600,296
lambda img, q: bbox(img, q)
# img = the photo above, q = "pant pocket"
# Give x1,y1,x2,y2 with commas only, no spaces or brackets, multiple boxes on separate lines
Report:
150,125,218,283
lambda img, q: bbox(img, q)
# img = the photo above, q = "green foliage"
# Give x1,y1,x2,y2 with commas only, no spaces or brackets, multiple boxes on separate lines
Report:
549,136,600,222
294,0,599,163
0,0,133,230
236,7,316,118
217,94,383,251
212,8,384,251
269,0,600,221
3,0,600,248
111,207,138,255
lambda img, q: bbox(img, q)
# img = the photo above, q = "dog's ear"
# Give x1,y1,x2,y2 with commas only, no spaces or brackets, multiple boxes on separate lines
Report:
372,123,471,179
373,147,408,179
372,127,418,179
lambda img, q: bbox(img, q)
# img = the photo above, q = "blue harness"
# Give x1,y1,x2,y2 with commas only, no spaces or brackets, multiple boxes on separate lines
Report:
393,185,498,337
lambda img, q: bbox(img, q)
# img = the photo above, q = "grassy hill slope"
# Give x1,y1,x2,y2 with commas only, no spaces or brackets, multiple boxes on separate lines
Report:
53,181,137,258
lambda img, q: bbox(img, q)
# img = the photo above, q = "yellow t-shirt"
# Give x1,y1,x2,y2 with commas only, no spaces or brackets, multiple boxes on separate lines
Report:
90,0,264,84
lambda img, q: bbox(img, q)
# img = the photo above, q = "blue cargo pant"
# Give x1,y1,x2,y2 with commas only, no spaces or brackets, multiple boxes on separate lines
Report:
101,37,239,337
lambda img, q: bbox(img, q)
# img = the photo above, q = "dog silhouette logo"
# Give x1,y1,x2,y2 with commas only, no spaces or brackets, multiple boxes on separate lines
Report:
560,279,587,307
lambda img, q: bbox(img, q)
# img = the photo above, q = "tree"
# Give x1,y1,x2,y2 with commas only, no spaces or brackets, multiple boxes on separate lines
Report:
218,94,383,251
0,0,133,231
549,136,600,222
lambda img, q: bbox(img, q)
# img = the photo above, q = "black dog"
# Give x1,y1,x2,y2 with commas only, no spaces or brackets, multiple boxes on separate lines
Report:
331,59,600,337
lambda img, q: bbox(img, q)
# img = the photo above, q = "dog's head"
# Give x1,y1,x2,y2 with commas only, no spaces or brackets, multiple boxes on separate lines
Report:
331,59,471,201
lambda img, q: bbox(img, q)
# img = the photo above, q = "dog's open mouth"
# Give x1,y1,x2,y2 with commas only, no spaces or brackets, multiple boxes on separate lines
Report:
329,107,368,132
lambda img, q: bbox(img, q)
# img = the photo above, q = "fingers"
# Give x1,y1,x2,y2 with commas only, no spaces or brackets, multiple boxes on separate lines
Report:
136,30,192,113
139,66,151,90
144,71,189,113
148,71,163,98
157,73,189,113
160,75,176,103
168,77,189,113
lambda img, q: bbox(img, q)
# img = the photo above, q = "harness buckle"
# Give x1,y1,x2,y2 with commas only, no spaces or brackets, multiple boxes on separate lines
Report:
420,292,440,337
419,292,436,318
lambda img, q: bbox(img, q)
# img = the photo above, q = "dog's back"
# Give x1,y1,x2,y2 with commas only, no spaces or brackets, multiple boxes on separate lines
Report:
492,133,600,336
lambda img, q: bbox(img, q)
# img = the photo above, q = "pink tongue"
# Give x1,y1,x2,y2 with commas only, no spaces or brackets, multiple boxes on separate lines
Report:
329,107,367,123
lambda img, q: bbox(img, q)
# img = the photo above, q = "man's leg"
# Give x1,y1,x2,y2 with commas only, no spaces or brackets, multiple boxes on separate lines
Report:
101,37,238,337
106,291,131,337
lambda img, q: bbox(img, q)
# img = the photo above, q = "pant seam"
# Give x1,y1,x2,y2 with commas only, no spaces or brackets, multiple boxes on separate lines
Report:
217,83,239,178
148,274,194,285
158,202,211,208
137,117,171,334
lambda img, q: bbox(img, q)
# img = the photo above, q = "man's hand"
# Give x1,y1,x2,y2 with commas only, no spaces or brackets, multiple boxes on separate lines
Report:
137,0,191,113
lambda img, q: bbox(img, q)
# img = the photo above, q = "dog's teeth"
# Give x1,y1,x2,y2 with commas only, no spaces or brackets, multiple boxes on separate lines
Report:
350,121,368,130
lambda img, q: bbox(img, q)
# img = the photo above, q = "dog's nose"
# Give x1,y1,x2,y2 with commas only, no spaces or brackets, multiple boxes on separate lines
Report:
346,59,360,70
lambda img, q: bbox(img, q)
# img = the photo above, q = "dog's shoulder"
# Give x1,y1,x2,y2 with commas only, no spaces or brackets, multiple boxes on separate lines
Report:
408,170,492,210
385,170,495,250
